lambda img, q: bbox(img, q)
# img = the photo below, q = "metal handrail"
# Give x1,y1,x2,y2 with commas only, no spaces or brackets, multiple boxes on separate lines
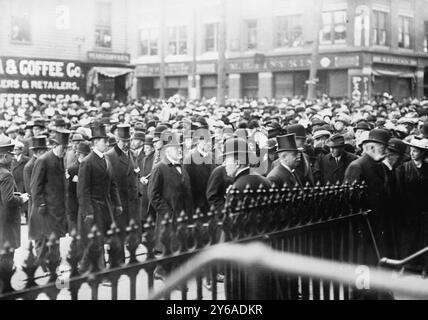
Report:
148,242,428,300
380,247,428,268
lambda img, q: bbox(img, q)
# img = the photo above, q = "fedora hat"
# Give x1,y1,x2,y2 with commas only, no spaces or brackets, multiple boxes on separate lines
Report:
276,134,302,153
405,137,428,150
30,136,49,150
387,138,407,155
131,131,145,141
363,129,390,146
353,121,371,132
286,124,306,139
33,119,46,129
51,129,71,146
326,134,345,148
313,130,331,140
71,133,85,142
90,123,108,140
0,143,15,155
144,135,154,146
76,142,91,156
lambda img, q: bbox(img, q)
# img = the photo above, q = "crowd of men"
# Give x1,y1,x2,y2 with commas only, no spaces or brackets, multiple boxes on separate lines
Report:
0,93,427,274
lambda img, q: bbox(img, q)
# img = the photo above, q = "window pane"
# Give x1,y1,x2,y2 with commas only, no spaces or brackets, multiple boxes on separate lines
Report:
11,14,31,42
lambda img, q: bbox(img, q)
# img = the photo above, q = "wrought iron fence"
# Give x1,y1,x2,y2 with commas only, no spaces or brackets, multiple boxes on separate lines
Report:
0,181,379,300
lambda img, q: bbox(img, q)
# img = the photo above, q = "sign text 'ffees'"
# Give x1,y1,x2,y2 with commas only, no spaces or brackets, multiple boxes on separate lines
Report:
0,57,86,107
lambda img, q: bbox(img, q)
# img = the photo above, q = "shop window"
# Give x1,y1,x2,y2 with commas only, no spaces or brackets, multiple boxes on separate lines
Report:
276,15,303,48
398,15,413,49
373,11,388,46
320,10,347,45
95,2,112,48
245,19,258,50
205,23,219,52
140,28,159,56
167,26,187,55
241,73,259,99
11,13,31,43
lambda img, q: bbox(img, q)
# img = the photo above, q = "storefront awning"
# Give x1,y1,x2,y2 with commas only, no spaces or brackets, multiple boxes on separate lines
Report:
92,67,134,78
372,68,415,78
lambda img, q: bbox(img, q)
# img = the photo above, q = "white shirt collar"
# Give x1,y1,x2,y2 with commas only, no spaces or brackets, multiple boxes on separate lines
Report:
93,148,104,159
166,153,179,166
382,159,393,171
281,162,294,173
15,154,22,162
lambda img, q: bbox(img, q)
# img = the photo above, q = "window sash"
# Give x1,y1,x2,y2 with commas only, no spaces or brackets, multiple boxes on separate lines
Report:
276,15,303,48
168,26,187,55
320,10,347,44
205,23,218,52
373,11,387,45
398,16,412,48
140,28,158,56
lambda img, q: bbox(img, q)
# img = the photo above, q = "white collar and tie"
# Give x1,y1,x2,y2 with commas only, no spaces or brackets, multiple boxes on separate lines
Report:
93,148,105,159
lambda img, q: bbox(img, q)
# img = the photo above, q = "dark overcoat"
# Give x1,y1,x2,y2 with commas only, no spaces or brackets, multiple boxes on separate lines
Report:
0,167,23,250
77,151,122,240
318,151,358,185
66,161,79,233
140,151,154,220
132,148,145,221
29,150,67,240
267,163,303,189
11,155,30,193
206,165,233,214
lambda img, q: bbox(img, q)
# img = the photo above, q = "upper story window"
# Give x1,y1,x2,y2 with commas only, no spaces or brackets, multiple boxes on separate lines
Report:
398,15,413,49
167,26,187,55
373,10,388,46
276,15,303,48
424,21,428,53
320,10,347,45
245,19,258,50
95,2,112,48
140,28,159,56
205,23,219,52
11,13,31,43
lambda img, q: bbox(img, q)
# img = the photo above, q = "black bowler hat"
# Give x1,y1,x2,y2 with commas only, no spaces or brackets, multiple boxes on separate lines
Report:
326,134,345,148
33,119,46,129
286,124,306,139
132,131,145,141
30,136,49,150
363,129,390,146
387,138,407,155
276,134,302,153
0,143,15,155
76,142,91,156
51,129,71,146
116,124,131,141
353,121,371,132
55,118,66,127
90,123,108,140
144,135,154,146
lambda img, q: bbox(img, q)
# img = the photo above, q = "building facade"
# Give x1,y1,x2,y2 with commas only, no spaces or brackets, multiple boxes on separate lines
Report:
0,0,136,108
134,0,428,101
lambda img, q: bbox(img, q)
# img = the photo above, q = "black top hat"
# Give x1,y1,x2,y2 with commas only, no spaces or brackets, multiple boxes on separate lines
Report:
132,131,145,141
51,129,71,146
223,137,249,158
326,134,345,148
0,143,15,155
387,138,407,155
144,135,154,146
33,119,46,129
30,136,49,150
363,129,390,146
116,124,131,140
90,123,108,140
76,142,91,156
276,134,302,153
287,124,306,139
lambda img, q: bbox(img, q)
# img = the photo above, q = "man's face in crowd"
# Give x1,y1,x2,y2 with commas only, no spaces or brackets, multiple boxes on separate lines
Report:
224,155,239,178
118,139,130,152
280,151,298,170
410,147,424,162
33,126,43,136
314,136,329,148
55,144,67,158
368,142,386,162
385,150,402,168
197,139,211,154
94,138,108,153
131,138,144,150
1,153,14,167
9,131,18,139
330,146,344,158
144,145,154,156
166,145,182,163
13,146,23,157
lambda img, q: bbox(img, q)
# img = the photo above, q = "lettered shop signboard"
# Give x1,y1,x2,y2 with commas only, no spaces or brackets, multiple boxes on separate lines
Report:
0,57,86,108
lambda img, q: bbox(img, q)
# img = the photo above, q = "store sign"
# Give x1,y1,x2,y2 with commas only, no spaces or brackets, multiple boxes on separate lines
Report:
197,63,217,74
372,55,418,66
0,57,86,107
87,51,131,64
350,75,370,102
165,63,190,75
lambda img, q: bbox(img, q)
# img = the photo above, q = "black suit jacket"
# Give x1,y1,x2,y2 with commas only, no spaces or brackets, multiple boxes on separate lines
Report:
11,155,30,193
319,151,358,185
206,165,233,214
267,163,303,189
66,161,79,232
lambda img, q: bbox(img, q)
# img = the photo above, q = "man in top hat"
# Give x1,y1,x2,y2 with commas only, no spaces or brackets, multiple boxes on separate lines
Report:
318,134,358,185
11,141,30,224
286,124,314,187
396,137,428,260
267,134,304,190
105,124,139,253
344,129,391,264
0,141,29,264
66,141,91,233
29,129,71,264
130,130,146,223
77,123,122,271
152,124,170,166
183,128,215,215
139,136,155,221
65,133,85,169
148,132,194,253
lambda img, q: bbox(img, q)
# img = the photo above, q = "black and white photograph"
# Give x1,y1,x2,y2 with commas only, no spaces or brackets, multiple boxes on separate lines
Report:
1,0,428,306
